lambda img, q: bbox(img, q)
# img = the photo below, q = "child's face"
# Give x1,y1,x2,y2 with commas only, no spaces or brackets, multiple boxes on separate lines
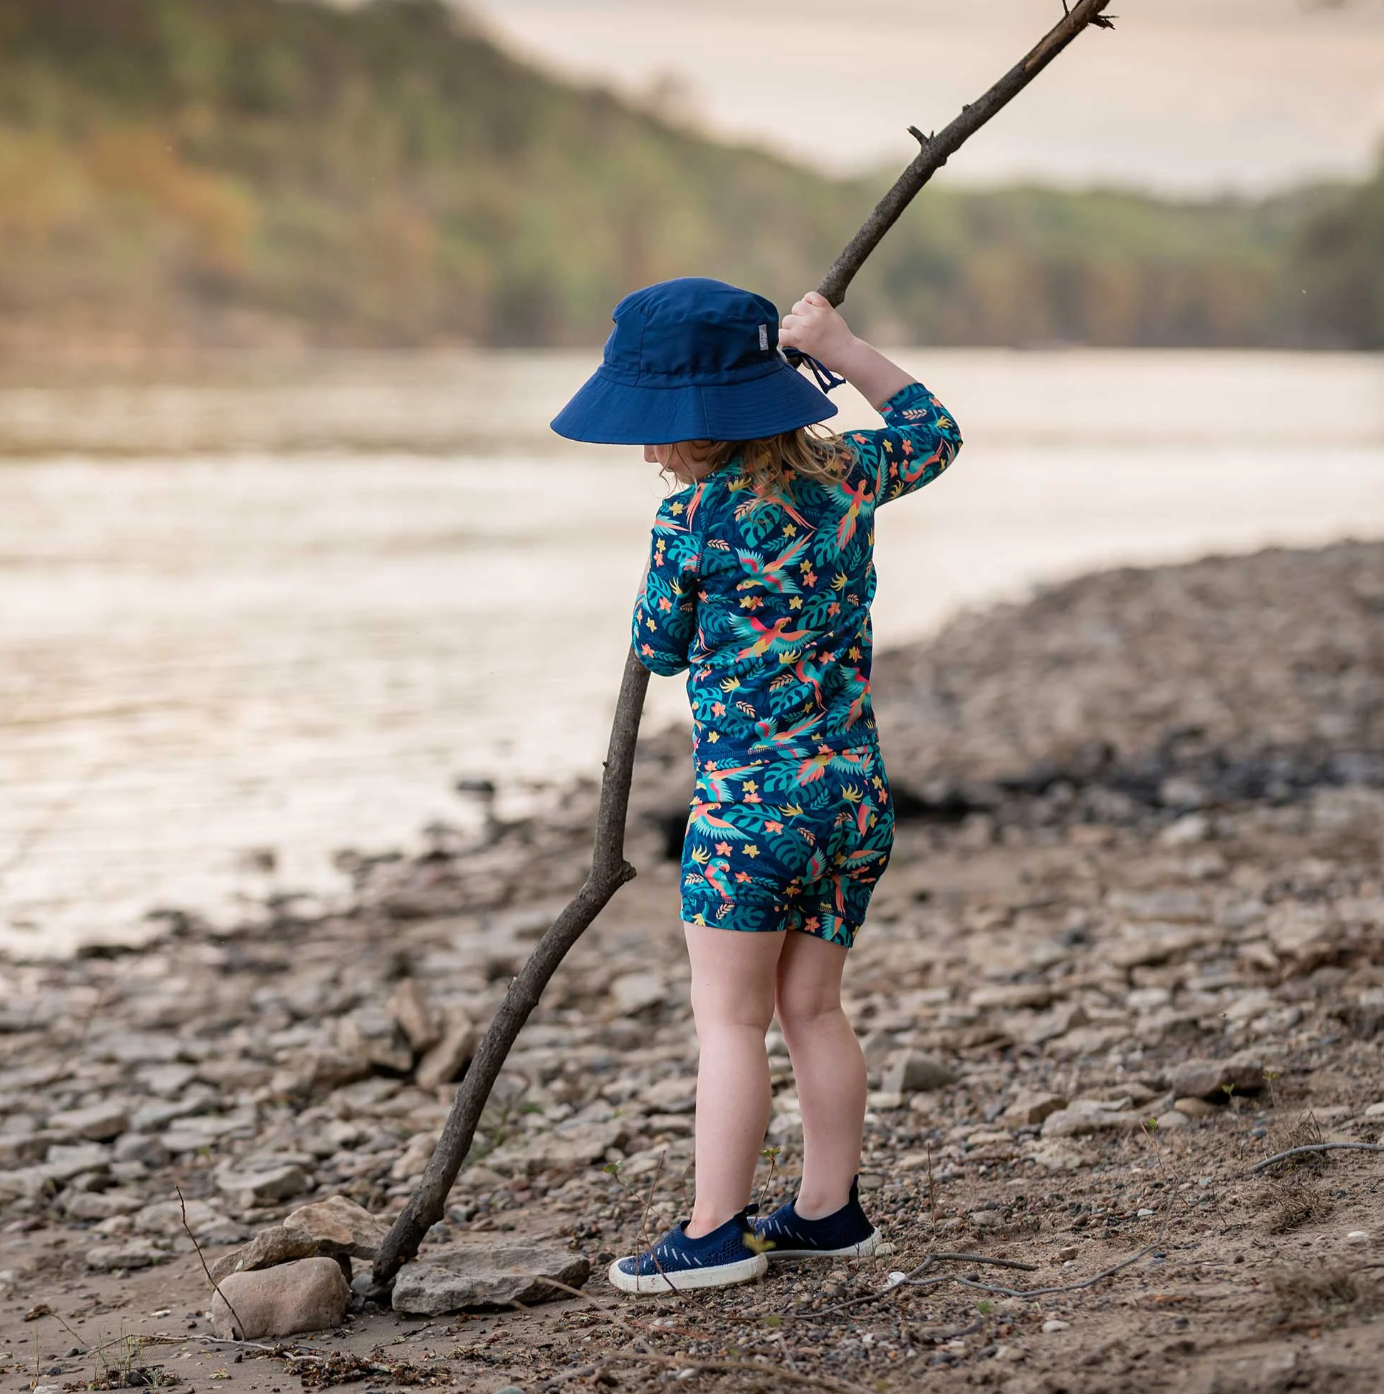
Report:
645,441,715,486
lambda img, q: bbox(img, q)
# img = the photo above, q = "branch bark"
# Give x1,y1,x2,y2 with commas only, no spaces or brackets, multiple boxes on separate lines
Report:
371,0,1117,1291
820,0,1117,306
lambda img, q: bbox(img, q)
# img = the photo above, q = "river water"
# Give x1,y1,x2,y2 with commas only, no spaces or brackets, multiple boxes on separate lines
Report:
2,349,1382,958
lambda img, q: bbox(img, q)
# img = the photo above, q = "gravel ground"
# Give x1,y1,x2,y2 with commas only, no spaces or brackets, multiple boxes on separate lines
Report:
2,541,1382,1394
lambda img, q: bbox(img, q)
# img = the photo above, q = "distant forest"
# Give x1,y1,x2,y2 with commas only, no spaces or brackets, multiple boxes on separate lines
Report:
0,0,1379,353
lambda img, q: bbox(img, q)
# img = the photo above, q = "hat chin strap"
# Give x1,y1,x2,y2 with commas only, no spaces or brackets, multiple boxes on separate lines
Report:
780,346,846,394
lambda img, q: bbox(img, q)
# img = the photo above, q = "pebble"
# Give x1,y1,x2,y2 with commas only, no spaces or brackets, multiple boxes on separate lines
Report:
1346,1230,1371,1244
1041,1319,1070,1333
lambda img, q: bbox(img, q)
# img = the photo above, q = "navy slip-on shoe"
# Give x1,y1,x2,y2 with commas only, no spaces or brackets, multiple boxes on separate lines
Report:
609,1208,768,1294
755,1176,880,1260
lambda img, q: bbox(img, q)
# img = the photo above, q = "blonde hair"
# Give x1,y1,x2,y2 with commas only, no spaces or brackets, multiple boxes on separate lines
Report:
675,425,847,507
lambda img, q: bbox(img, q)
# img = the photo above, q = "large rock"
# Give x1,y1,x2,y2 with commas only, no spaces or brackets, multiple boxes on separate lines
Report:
283,1195,389,1259
210,1226,323,1283
1167,1056,1266,1102
211,1257,350,1340
392,1241,591,1314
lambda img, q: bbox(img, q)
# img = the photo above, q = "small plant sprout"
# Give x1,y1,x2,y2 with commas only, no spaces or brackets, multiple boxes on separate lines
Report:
758,1145,783,1208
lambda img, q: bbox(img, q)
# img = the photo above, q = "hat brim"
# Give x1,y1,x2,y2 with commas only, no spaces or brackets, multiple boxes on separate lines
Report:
550,362,838,445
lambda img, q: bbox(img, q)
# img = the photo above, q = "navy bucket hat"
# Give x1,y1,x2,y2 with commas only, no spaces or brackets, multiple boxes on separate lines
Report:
551,277,839,445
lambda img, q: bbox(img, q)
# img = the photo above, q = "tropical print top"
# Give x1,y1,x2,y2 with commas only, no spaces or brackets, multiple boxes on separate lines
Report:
632,380,962,778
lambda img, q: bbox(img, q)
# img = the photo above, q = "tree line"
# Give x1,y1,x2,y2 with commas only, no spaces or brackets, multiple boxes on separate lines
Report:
0,0,1377,353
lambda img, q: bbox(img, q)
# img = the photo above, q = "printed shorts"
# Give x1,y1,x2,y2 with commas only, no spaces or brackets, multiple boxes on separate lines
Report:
679,745,895,949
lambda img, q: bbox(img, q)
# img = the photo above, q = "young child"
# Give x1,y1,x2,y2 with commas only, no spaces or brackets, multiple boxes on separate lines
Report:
552,277,962,1293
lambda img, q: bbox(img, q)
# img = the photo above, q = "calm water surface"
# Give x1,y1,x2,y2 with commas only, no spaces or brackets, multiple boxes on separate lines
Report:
2,349,1382,957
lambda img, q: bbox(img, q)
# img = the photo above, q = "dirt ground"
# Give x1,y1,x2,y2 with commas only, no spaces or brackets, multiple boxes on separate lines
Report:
3,543,1383,1394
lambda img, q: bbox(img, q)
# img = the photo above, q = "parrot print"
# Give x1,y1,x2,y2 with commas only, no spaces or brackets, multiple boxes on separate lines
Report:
632,380,962,947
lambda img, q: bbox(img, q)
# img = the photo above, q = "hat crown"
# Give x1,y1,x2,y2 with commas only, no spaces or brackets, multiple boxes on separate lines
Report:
604,277,781,386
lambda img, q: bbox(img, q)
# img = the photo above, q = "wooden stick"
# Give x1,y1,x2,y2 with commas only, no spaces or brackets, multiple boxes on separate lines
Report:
370,649,647,1287
819,0,1118,306
371,0,1119,1292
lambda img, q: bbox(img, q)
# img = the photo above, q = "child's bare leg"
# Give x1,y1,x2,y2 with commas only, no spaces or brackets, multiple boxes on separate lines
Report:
775,930,864,1219
682,922,784,1238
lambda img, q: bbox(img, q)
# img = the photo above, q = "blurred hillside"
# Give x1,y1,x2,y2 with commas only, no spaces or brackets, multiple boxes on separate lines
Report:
0,0,1377,355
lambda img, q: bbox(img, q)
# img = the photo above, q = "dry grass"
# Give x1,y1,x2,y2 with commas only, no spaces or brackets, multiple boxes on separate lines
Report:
1263,1178,1333,1234
1268,1261,1382,1320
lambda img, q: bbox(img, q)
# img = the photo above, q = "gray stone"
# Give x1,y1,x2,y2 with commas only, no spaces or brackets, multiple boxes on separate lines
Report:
1167,1056,1265,1102
133,1198,228,1240
210,1226,323,1283
89,1032,185,1066
488,1118,629,1176
387,979,440,1053
130,1089,215,1132
0,1167,53,1201
212,1257,350,1339
114,1134,169,1167
610,971,667,1015
415,1012,477,1090
40,1143,111,1182
1040,1100,1145,1139
283,1195,389,1260
86,1238,166,1271
881,1051,956,1096
60,1188,146,1221
1003,1090,1069,1127
337,1008,413,1075
392,1240,591,1314
215,1156,313,1205
47,1101,130,1142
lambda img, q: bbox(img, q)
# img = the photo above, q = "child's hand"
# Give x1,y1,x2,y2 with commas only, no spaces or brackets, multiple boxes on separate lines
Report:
781,291,916,410
779,292,858,374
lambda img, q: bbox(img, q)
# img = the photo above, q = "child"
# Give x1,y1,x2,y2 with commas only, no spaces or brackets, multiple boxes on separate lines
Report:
552,277,962,1292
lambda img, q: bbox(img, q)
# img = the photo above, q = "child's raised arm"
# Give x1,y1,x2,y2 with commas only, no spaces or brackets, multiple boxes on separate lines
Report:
779,292,914,410
781,291,962,505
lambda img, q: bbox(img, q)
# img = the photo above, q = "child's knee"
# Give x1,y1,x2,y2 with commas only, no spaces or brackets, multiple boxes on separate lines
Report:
775,983,843,1035
690,977,776,1034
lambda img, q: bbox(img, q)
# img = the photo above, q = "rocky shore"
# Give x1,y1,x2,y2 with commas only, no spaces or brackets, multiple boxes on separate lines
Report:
2,541,1383,1394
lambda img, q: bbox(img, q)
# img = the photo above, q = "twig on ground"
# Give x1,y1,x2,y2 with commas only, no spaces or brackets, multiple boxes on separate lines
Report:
1247,1143,1384,1175
176,1186,246,1340
796,1252,1039,1318
918,1253,1039,1272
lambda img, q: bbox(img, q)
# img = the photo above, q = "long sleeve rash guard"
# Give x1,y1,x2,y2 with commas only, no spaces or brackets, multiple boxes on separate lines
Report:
632,380,962,783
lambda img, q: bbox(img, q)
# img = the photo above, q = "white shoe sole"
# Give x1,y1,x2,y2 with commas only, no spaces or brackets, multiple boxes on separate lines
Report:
762,1228,881,1261
607,1252,768,1294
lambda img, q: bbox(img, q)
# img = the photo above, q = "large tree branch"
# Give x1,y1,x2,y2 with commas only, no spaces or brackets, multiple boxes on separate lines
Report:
820,0,1117,305
371,0,1118,1292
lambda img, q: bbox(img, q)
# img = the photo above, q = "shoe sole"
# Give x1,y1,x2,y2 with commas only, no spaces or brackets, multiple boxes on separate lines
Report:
762,1228,881,1261
608,1253,768,1294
